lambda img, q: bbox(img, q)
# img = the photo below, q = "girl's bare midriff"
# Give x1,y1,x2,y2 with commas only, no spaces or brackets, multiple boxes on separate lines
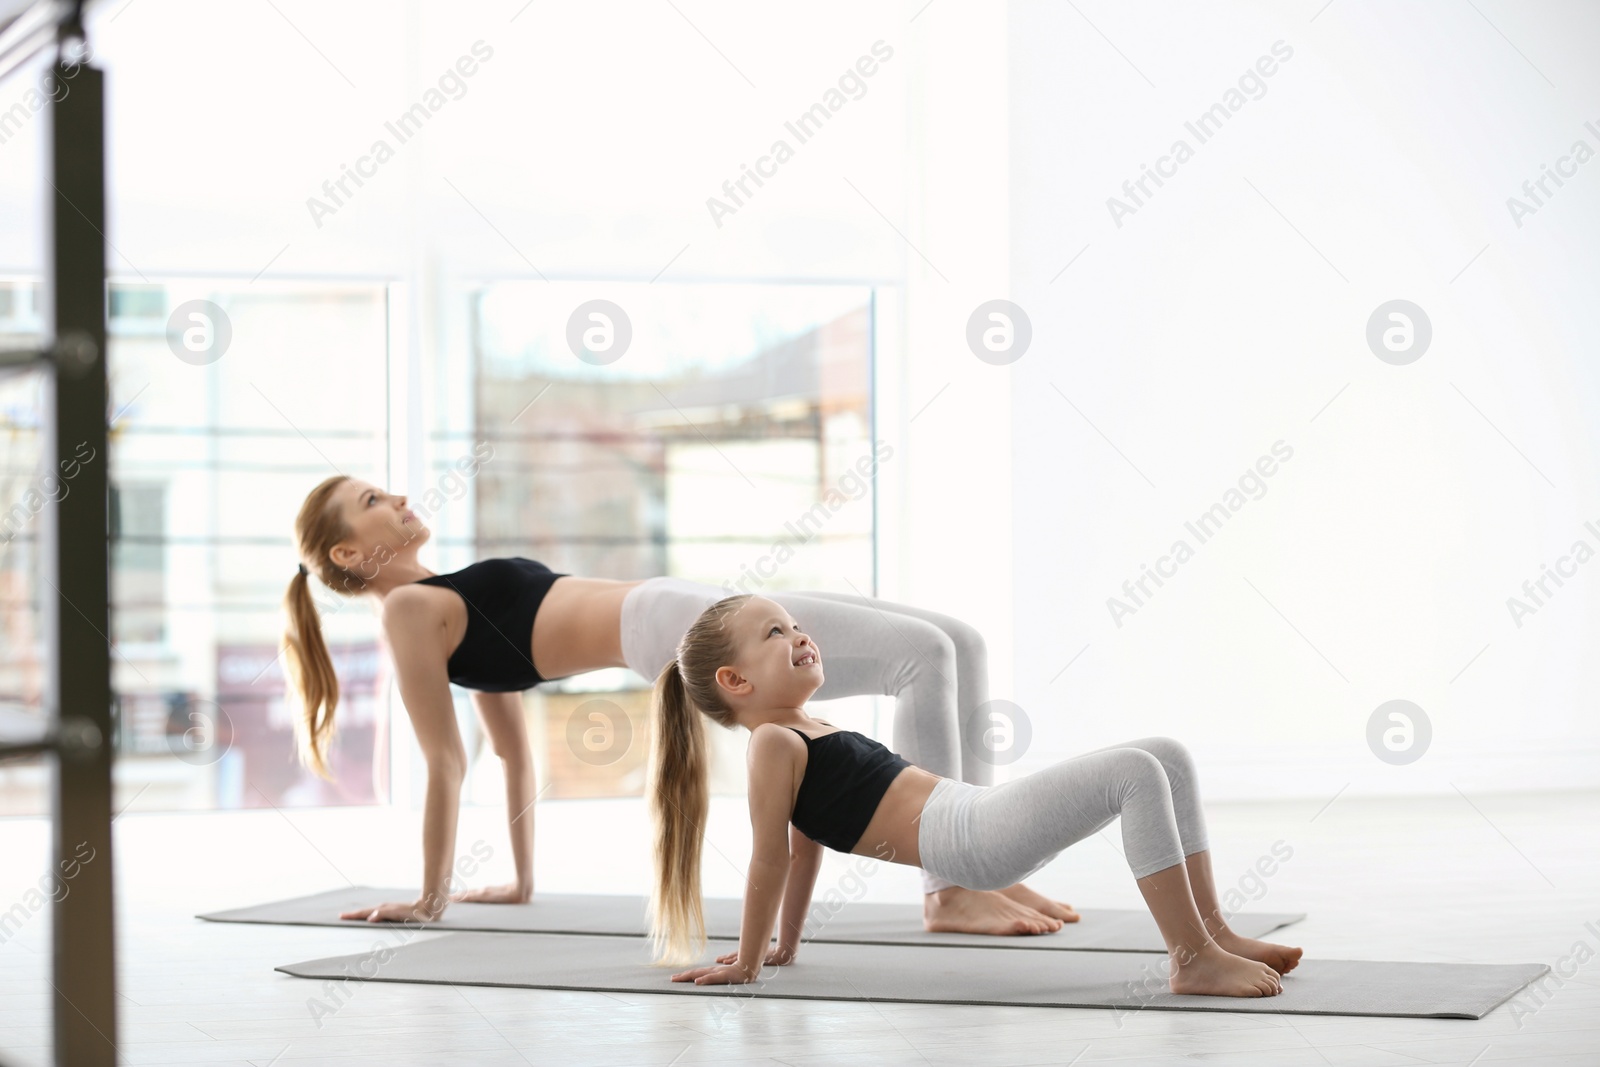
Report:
847,764,942,869
531,576,647,680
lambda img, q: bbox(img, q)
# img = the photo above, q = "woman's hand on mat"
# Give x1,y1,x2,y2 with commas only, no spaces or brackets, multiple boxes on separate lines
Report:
713,944,795,967
669,962,758,985
338,900,446,924
449,882,531,905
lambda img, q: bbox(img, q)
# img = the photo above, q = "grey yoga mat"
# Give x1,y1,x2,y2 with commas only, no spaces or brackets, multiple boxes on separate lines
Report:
201,886,1303,953
276,931,1549,1020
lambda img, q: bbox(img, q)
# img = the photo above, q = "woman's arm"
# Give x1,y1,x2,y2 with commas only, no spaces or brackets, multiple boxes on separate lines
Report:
451,689,535,903
673,724,801,984
371,650,391,804
340,589,467,923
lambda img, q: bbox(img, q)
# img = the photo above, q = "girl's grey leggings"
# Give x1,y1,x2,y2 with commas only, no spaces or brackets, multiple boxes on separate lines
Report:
917,736,1210,886
620,577,993,893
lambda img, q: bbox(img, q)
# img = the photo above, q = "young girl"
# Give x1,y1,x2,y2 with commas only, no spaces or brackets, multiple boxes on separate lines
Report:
648,594,1302,997
281,474,1070,933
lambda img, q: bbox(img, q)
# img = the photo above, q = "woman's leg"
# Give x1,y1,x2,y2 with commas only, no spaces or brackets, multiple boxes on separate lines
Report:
622,581,978,809
621,580,1058,930
772,592,1066,931
621,579,1062,931
618,578,722,683
773,591,993,787
623,582,987,796
765,592,971,776
774,590,1079,922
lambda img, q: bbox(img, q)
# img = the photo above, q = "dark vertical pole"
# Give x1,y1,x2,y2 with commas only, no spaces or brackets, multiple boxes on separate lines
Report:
867,287,878,600
44,39,118,1067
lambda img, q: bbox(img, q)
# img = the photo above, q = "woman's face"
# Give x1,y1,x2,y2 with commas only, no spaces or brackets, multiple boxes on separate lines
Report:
330,478,429,572
718,596,824,709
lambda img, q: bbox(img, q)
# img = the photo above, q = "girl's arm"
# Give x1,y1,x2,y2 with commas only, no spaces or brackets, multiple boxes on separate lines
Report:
775,823,823,955
712,821,821,968
340,591,468,923
733,725,801,975
450,690,535,903
674,724,802,983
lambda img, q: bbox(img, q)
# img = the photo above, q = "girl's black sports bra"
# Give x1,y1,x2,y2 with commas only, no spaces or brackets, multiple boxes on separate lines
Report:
786,724,913,853
410,557,568,692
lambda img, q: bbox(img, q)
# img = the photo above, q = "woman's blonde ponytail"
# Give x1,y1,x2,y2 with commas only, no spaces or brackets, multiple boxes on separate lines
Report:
282,475,374,780
281,563,340,779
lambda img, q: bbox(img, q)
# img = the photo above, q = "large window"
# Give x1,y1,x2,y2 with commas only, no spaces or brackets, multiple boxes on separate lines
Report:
453,282,879,801
468,282,875,584
0,278,391,814
0,277,879,814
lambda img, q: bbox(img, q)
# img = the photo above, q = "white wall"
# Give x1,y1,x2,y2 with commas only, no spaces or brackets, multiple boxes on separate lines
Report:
1007,0,1600,797
7,0,1596,801
875,2,1015,705
0,1,913,281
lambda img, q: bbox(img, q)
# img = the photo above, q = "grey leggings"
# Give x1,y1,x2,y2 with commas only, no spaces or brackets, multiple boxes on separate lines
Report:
620,577,992,893
917,737,1210,887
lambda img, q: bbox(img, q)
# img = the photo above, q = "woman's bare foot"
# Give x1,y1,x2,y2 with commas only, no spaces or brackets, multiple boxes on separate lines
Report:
1214,929,1303,975
1169,942,1283,997
924,886,1063,935
997,882,1080,923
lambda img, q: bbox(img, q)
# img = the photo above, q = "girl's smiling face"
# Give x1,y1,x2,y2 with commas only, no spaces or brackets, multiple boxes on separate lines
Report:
715,596,825,711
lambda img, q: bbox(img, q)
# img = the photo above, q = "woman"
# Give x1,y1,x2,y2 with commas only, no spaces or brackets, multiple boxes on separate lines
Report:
649,594,1302,997
282,474,1071,933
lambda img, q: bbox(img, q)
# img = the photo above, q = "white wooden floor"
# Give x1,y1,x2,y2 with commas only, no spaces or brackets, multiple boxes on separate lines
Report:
1,789,1596,1066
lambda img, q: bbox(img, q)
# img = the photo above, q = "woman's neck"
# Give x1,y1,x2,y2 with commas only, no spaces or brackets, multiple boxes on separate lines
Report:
363,556,438,599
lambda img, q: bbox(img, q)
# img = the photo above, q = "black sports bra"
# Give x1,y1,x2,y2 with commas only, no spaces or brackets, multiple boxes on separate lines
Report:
410,557,568,692
786,723,913,853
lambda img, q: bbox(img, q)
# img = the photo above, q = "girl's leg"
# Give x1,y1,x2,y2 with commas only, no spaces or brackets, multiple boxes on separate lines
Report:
918,746,1190,889
1134,861,1281,995
1182,848,1304,975
1057,736,1300,973
916,743,1284,996
1069,736,1209,858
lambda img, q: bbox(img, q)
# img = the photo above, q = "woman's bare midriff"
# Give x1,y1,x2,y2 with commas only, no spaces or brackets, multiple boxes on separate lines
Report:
531,575,648,680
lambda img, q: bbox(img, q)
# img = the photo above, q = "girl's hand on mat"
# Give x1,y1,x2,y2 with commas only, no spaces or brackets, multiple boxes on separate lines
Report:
449,882,531,905
338,900,444,924
714,944,795,967
669,963,757,985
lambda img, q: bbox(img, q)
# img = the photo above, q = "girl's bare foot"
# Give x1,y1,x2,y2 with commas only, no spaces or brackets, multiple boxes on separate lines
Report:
924,886,1062,935
1216,934,1305,979
1169,942,1283,997
997,882,1080,923
1214,929,1303,975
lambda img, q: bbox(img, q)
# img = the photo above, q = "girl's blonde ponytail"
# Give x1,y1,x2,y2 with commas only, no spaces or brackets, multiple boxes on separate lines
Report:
643,594,752,966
